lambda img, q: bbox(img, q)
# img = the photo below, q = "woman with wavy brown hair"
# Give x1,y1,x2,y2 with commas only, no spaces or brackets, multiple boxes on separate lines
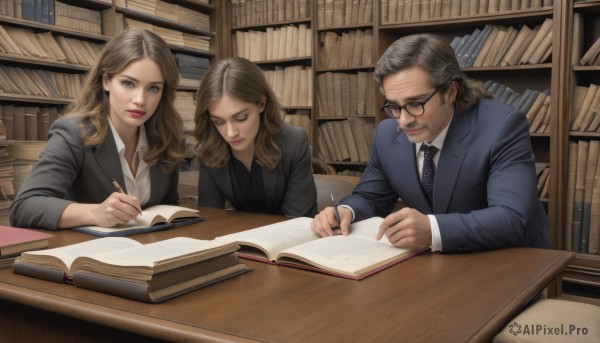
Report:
194,57,317,217
10,29,184,229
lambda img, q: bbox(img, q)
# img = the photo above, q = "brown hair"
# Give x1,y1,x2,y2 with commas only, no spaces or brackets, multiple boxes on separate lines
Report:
194,57,284,169
67,29,183,172
375,33,492,113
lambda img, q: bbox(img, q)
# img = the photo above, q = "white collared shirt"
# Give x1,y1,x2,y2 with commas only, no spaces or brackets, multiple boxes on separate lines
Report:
414,125,451,253
108,119,151,207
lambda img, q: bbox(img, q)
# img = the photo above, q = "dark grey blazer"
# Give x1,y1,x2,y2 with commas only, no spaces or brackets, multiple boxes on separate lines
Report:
9,116,179,230
198,124,317,217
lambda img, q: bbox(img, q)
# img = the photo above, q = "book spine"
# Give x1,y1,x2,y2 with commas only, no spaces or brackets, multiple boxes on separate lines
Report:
13,260,68,283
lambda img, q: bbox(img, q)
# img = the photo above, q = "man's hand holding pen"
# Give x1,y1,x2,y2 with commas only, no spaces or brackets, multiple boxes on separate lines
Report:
311,205,353,238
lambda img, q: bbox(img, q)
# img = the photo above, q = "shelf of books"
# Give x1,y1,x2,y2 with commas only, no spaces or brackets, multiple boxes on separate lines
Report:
561,0,600,290
0,0,112,225
0,0,218,222
312,0,375,177
229,0,313,159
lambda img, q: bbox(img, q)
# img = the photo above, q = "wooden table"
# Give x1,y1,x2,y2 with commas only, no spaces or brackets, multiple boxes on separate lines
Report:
0,208,574,343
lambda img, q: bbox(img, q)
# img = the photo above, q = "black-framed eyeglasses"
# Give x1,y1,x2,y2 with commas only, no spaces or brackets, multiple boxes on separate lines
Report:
381,81,450,118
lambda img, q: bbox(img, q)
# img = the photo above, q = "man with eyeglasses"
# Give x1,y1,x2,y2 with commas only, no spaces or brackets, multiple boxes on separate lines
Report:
311,33,550,253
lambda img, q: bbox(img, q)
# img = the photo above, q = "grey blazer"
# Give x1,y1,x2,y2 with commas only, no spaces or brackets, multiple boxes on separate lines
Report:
9,116,179,230
198,124,317,217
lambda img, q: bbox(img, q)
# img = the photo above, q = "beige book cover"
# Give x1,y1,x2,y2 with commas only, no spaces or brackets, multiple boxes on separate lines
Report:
571,84,598,131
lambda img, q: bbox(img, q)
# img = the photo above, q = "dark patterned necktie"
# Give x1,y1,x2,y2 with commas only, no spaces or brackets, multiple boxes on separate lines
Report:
421,144,438,204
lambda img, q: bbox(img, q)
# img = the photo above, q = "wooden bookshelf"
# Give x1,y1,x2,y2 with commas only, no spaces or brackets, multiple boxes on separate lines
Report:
227,0,314,143
0,0,219,224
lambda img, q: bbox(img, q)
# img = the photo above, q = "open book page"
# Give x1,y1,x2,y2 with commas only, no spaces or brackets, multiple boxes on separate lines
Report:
140,205,201,225
215,217,317,260
71,238,238,281
20,237,141,274
276,217,425,278
81,205,201,234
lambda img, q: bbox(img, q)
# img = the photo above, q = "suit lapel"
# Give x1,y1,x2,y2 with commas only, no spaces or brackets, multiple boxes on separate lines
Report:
95,129,125,188
434,111,471,213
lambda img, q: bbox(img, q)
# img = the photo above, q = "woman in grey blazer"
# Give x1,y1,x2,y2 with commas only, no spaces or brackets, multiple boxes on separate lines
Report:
194,57,317,217
9,29,184,230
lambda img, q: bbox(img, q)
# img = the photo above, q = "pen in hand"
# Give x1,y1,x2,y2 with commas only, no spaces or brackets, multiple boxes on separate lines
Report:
331,193,341,225
112,177,142,215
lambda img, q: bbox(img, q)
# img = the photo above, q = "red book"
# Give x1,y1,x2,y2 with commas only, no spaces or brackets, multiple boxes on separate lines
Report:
0,226,52,257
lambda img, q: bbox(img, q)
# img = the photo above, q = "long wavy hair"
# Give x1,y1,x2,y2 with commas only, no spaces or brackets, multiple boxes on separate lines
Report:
375,33,492,113
194,57,284,169
67,29,184,172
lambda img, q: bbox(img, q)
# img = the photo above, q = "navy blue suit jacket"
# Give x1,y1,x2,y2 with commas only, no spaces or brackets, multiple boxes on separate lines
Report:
341,98,550,252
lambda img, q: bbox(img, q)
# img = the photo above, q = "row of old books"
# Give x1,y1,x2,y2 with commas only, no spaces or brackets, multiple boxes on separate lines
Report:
0,0,54,24
174,91,195,133
0,65,84,99
231,0,310,27
483,81,551,134
263,66,313,107
175,53,210,80
0,138,55,224
578,32,600,66
317,118,374,163
125,18,210,51
316,0,373,28
54,1,102,35
317,71,376,118
116,0,210,31
451,19,553,68
0,1,101,34
567,140,600,254
233,25,312,62
381,0,554,24
535,162,550,201
569,12,599,67
0,138,47,217
0,105,63,141
319,29,374,69
571,84,600,133
0,24,104,66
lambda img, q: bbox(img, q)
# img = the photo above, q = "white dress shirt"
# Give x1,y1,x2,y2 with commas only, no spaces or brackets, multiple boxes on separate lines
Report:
108,119,151,207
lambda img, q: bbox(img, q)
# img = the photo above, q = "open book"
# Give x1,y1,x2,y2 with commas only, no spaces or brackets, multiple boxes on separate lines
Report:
73,205,204,237
13,237,251,303
214,217,429,280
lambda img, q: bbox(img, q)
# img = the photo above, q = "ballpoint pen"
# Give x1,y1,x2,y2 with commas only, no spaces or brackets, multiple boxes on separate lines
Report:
112,177,127,195
112,177,142,215
331,193,341,224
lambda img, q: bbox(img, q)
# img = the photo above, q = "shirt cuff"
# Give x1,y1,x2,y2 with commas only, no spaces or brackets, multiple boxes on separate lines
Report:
338,205,355,222
429,214,442,252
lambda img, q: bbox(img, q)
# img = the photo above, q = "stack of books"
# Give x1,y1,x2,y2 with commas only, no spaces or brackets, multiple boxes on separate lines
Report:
0,226,52,268
13,236,251,303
